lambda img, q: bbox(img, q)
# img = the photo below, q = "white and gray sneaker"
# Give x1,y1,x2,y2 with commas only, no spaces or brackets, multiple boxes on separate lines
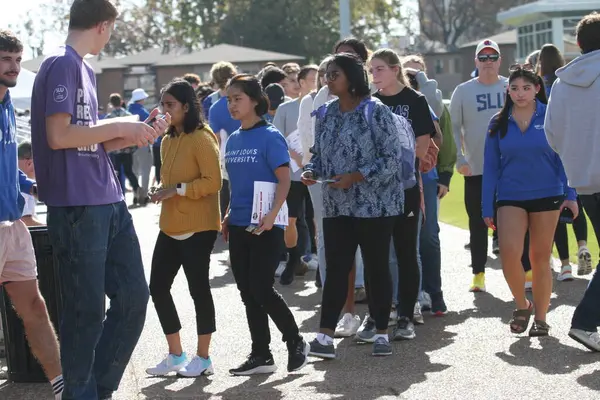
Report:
569,328,600,351
557,265,574,281
413,302,424,325
421,292,432,312
389,308,398,327
393,317,416,341
177,356,214,377
334,313,361,337
577,246,593,275
356,315,377,343
146,353,188,376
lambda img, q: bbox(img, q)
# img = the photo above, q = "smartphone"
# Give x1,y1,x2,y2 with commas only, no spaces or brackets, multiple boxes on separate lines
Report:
147,114,165,126
559,207,574,224
317,179,338,183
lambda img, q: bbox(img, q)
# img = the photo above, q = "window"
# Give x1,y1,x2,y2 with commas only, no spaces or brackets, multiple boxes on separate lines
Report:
123,70,157,106
517,20,553,59
434,59,444,74
453,58,461,75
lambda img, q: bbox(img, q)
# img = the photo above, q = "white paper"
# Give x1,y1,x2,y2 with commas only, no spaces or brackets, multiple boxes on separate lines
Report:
251,181,289,226
96,115,139,125
286,129,303,173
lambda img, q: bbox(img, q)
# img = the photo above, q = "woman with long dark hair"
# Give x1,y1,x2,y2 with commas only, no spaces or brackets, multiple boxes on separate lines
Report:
222,74,309,376
537,44,565,97
302,53,406,358
482,65,578,336
146,79,222,377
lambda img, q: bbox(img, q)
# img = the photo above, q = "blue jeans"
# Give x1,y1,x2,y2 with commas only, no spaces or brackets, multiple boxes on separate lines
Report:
571,194,600,332
420,178,442,297
47,201,149,400
308,184,364,288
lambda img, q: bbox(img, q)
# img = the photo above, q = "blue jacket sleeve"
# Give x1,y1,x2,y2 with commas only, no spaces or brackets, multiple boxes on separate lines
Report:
19,169,34,195
556,153,577,201
357,104,402,186
482,125,500,218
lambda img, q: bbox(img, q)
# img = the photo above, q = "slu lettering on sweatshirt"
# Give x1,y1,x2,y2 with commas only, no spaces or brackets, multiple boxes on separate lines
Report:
476,92,506,112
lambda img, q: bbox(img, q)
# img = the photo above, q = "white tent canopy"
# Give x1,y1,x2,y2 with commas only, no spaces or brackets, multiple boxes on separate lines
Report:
11,68,36,111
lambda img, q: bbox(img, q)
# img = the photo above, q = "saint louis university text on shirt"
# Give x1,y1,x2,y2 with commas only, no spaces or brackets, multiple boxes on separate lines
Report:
225,148,259,164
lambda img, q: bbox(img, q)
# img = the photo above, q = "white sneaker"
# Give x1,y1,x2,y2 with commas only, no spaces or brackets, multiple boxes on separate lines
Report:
557,265,574,281
146,353,188,376
577,246,593,275
569,328,600,352
389,308,398,326
274,261,286,277
334,313,361,337
177,356,214,377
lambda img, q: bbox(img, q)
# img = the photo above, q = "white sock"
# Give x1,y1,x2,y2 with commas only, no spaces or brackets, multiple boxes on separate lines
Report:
316,333,333,346
51,374,64,399
373,333,389,342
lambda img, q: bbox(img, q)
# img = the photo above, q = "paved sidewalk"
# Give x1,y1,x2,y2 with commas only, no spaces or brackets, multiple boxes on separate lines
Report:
1,204,599,399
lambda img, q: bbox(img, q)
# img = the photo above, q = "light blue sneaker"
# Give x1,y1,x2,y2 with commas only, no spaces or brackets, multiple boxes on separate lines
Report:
146,352,188,376
177,356,214,377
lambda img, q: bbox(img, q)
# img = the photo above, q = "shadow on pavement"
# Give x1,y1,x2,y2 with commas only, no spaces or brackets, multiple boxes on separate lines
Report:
140,375,212,399
577,369,600,391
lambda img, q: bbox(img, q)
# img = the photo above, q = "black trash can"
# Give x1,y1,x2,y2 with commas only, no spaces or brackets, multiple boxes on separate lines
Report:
0,225,62,383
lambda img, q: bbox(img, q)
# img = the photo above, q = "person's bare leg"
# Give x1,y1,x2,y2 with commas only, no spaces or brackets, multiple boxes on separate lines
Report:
342,263,356,315
529,210,561,322
285,217,298,248
4,280,61,380
197,334,211,359
497,207,529,310
166,332,183,355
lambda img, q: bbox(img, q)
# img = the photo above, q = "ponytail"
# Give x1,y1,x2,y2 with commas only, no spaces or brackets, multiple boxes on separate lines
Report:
535,75,548,104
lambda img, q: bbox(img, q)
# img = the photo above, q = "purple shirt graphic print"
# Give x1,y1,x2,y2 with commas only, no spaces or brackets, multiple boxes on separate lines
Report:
30,46,123,207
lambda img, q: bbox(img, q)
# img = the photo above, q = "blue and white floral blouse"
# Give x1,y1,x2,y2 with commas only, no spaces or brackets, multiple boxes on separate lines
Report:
308,97,405,218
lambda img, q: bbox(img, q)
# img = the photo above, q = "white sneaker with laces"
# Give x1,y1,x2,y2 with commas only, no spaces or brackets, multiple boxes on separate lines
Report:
177,356,214,377
389,308,398,326
577,246,593,275
146,353,188,376
569,328,600,352
334,313,361,337
557,265,574,281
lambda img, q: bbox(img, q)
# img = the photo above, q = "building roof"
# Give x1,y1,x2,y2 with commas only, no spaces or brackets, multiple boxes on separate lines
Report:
154,44,304,67
498,0,599,25
461,30,517,48
114,47,189,66
21,54,126,73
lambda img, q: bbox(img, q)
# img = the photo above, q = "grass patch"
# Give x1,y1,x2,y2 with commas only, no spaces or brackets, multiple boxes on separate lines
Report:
439,172,599,264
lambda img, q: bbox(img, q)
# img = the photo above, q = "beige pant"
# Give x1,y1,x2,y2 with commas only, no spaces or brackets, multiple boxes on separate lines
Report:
0,220,37,284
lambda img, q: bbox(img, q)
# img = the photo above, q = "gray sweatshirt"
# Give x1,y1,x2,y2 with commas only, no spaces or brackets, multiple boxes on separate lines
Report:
545,50,600,195
449,77,508,176
273,98,302,180
415,71,444,118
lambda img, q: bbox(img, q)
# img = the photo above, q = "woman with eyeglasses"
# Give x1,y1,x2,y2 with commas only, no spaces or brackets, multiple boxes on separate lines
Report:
482,64,578,337
222,74,309,376
302,52,405,358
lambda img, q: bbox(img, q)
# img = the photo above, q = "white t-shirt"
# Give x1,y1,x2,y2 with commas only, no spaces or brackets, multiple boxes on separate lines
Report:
21,194,37,218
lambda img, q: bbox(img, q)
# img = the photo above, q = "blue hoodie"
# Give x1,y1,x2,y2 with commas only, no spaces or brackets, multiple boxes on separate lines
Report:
0,91,35,222
482,99,576,218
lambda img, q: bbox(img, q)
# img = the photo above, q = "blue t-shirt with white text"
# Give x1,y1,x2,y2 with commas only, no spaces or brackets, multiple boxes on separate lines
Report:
225,121,290,226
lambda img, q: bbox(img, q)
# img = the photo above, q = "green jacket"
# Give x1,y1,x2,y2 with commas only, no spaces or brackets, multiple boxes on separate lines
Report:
437,105,457,188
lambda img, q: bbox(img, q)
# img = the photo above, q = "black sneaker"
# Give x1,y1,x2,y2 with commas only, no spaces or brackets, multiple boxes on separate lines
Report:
392,317,416,341
229,354,277,376
286,338,309,372
308,338,335,359
431,294,448,316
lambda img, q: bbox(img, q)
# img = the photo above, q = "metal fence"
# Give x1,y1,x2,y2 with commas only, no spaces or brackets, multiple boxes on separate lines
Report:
15,115,31,144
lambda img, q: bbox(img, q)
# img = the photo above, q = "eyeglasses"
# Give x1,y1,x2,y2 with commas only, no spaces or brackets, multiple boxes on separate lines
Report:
325,71,340,82
477,54,500,63
509,63,536,72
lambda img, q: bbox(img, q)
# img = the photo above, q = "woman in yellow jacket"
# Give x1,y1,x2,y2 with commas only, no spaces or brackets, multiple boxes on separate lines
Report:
146,78,222,378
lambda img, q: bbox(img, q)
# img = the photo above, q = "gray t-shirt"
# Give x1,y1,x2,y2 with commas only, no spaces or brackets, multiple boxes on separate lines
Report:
273,98,302,181
450,77,508,176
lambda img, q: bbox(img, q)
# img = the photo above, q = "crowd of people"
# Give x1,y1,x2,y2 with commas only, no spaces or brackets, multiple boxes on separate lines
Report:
0,0,600,398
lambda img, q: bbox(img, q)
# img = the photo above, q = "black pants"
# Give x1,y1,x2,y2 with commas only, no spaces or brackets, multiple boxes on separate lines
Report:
229,226,300,357
114,152,140,190
152,146,162,184
393,185,421,319
304,190,317,253
220,179,230,220
554,196,587,260
464,175,488,274
149,230,218,335
321,216,394,331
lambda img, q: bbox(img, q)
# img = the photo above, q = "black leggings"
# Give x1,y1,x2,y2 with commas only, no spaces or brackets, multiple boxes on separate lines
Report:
464,175,488,273
304,191,317,253
114,152,140,190
554,196,588,260
220,179,230,220
392,185,421,319
149,230,218,335
321,216,394,331
229,226,300,357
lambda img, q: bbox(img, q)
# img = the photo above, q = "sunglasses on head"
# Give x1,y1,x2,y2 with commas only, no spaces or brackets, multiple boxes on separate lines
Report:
509,63,536,72
477,54,500,62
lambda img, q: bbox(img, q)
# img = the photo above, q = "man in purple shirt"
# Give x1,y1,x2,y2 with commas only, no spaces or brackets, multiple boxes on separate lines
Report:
30,1,168,399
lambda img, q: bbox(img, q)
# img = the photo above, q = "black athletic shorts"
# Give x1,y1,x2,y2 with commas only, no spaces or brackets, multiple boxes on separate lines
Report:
287,181,309,218
496,195,564,213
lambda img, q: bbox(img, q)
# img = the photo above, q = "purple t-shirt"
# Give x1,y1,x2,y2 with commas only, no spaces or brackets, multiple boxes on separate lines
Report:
31,46,122,207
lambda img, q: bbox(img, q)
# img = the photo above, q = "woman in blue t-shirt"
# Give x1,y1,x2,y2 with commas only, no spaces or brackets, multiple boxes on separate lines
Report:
222,74,308,376
482,65,578,337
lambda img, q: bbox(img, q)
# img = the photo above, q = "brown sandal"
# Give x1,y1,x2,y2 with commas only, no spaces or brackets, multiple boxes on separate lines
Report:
529,320,550,337
509,300,533,334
